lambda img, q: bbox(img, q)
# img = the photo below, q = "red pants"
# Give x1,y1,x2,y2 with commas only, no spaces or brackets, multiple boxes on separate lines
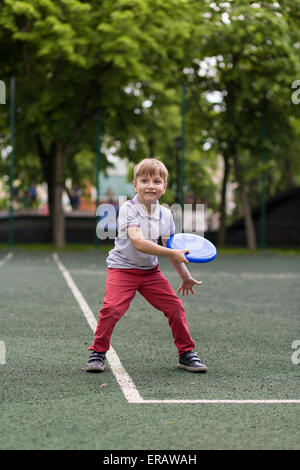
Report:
89,266,195,355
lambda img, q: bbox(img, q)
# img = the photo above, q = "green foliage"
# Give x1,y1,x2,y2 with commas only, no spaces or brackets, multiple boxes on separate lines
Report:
187,0,300,208
0,0,195,175
1,0,300,225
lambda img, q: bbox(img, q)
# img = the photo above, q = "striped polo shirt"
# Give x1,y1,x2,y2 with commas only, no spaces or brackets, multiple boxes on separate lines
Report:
106,194,175,269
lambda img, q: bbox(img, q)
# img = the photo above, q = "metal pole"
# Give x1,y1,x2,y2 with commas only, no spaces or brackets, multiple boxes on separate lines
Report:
260,99,267,250
180,83,186,212
95,110,101,248
9,77,15,248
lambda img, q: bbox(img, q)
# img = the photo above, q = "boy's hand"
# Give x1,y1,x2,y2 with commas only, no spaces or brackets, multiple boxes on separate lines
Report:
177,277,202,296
170,249,190,264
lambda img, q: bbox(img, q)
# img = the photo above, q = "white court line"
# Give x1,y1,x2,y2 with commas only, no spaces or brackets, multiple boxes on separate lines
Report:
0,252,13,266
52,253,144,404
140,399,300,404
52,253,300,405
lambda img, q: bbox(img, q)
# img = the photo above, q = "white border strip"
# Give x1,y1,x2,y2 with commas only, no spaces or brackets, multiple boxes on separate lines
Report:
52,253,300,405
0,252,13,266
138,399,300,404
52,253,144,404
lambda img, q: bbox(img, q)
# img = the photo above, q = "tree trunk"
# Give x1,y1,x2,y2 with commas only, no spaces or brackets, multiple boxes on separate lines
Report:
284,156,295,188
148,137,155,157
222,56,257,250
232,151,257,250
51,141,65,248
218,152,230,247
64,183,75,209
36,137,65,247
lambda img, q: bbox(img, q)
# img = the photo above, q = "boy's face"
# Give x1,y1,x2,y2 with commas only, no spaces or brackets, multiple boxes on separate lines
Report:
133,173,167,206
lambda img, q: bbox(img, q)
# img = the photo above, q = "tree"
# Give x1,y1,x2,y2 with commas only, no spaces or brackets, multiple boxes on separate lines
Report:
187,0,300,248
0,0,195,246
2,0,300,250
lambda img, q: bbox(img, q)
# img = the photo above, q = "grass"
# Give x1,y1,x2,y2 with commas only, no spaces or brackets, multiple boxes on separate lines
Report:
0,243,115,253
1,242,300,256
217,247,300,256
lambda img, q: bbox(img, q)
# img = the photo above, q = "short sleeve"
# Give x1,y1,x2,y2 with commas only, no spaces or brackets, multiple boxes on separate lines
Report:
118,202,140,232
169,213,175,237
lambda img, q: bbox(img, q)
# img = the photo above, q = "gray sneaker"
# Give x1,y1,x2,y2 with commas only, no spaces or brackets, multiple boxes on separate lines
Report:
85,350,106,372
178,350,208,372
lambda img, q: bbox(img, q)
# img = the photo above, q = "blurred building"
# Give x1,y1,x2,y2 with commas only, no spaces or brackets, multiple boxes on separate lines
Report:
98,156,135,202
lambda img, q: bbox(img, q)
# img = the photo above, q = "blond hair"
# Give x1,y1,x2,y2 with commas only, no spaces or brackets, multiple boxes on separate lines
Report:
134,158,168,183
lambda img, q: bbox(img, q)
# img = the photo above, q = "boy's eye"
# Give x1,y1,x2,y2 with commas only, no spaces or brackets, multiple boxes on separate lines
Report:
140,177,162,184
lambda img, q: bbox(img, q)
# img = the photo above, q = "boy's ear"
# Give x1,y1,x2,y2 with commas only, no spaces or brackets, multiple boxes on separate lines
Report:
132,180,137,192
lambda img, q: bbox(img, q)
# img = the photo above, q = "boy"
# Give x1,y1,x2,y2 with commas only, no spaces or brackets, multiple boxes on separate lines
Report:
85,158,207,373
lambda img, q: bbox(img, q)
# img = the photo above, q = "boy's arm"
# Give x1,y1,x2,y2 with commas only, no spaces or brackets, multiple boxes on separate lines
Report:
161,238,192,280
162,238,202,296
127,227,189,264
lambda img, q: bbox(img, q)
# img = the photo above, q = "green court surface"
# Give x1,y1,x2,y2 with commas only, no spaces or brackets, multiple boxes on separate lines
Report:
0,249,299,450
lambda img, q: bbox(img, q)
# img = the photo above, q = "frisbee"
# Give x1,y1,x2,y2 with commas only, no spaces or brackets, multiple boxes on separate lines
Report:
167,233,217,263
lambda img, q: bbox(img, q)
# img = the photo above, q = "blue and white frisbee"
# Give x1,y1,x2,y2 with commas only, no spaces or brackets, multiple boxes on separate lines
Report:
167,233,217,263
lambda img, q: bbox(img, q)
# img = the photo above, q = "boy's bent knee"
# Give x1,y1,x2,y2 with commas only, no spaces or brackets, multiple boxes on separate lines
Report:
99,304,126,321
163,297,185,315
